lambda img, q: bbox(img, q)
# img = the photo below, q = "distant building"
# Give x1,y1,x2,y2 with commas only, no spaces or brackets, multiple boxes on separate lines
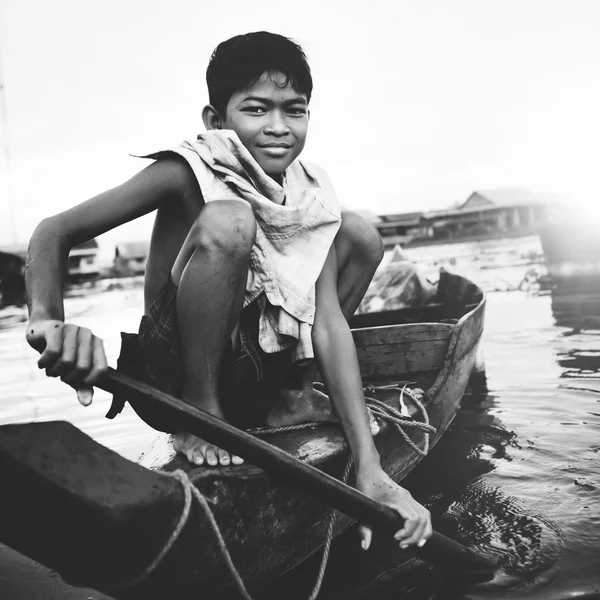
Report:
0,239,100,305
113,241,149,276
67,239,100,282
376,189,556,247
374,212,427,247
432,189,549,238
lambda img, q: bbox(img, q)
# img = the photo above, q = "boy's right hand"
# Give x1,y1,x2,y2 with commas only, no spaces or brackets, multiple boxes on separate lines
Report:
26,319,108,406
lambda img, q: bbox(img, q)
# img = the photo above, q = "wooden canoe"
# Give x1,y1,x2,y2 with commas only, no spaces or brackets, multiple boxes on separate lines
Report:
0,270,485,599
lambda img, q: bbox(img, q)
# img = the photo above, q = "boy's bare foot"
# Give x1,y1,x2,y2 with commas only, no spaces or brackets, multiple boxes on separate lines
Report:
172,431,244,466
172,406,243,466
266,386,380,435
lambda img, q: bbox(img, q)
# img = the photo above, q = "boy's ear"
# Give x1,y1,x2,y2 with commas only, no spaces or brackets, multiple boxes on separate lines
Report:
202,105,223,130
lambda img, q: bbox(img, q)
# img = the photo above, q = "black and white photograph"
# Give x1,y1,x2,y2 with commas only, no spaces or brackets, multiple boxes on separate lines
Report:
0,1,599,598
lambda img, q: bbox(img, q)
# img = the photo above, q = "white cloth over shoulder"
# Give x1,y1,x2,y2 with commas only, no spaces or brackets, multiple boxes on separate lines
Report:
145,130,342,362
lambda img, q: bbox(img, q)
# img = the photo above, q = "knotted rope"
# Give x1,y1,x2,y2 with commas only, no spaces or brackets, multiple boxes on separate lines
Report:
248,385,435,457
118,386,434,599
365,385,435,456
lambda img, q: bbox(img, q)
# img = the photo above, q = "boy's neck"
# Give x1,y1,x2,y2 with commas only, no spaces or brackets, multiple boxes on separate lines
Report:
269,171,285,187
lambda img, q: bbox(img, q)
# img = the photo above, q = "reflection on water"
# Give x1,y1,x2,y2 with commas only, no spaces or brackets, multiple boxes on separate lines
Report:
1,238,600,600
550,279,600,332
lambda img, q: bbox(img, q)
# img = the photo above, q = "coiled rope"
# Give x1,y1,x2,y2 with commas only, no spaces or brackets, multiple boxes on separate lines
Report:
248,385,435,457
365,386,435,457
118,386,435,599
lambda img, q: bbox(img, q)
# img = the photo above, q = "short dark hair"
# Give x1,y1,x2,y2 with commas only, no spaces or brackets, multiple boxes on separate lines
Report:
206,31,313,117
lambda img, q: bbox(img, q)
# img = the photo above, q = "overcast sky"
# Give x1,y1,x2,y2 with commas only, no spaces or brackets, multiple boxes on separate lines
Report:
1,0,599,249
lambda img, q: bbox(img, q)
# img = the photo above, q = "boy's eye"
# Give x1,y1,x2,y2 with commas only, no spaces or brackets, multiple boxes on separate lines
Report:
287,107,307,116
244,106,266,114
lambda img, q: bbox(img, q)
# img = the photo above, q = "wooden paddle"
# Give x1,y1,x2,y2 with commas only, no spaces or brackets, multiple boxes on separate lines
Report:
101,367,497,579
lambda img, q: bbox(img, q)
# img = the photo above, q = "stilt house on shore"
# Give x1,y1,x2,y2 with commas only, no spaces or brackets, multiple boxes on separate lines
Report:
374,212,427,248
375,188,556,248
66,239,100,282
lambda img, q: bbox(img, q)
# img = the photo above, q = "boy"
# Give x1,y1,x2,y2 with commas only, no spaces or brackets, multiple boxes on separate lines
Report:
25,31,431,550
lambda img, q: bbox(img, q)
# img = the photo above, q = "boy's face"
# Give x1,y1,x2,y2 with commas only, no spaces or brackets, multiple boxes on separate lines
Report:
221,71,309,179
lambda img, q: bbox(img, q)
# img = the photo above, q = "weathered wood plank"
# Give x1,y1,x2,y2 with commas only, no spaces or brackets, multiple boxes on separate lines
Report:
353,323,453,380
427,293,486,406
350,303,447,329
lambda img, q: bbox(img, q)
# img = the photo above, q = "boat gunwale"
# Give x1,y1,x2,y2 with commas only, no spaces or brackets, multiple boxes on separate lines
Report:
427,284,486,401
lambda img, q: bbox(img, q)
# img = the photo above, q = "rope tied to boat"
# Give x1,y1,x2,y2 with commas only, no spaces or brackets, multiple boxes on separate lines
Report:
117,385,434,598
116,459,353,600
115,467,255,598
366,385,435,456
249,384,436,457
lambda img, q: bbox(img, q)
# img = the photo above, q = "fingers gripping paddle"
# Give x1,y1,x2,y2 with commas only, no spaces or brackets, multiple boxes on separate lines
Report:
100,368,497,580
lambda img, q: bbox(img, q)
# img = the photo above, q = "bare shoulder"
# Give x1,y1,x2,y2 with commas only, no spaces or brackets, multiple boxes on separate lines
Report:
136,153,200,198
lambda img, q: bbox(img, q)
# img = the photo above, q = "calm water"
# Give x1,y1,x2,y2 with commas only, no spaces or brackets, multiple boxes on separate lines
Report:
0,236,599,599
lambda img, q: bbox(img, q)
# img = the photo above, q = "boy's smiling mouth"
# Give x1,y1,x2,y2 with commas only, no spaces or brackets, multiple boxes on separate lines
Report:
259,143,293,158
260,142,291,147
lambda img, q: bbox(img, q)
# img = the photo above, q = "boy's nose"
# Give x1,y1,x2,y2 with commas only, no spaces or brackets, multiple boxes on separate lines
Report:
264,111,290,135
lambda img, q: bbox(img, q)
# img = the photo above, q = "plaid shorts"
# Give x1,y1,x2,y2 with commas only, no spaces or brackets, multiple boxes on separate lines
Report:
108,277,294,432
138,276,182,396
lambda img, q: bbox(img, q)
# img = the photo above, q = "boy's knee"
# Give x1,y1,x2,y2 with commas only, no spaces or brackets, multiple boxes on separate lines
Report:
191,201,256,256
339,211,384,267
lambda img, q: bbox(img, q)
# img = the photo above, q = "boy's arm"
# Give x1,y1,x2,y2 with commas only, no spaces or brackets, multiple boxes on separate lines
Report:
312,244,432,550
26,157,194,402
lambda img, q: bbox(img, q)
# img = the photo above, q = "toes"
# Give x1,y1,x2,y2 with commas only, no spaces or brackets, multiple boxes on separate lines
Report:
187,444,205,466
205,447,219,467
218,449,231,466
174,433,241,467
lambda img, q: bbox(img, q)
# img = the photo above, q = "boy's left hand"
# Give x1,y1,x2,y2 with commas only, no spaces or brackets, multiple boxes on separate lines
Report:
356,468,432,551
